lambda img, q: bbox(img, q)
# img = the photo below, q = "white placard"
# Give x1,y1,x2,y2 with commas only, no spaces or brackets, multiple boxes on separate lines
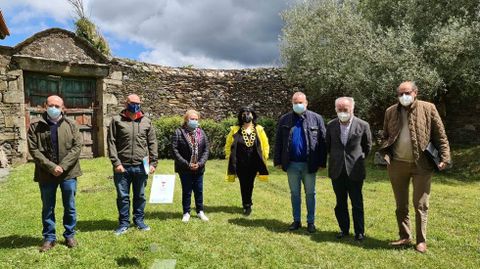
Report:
149,174,175,204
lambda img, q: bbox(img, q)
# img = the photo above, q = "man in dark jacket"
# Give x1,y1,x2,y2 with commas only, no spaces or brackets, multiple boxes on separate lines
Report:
108,94,158,235
274,92,327,233
27,95,83,252
326,97,372,241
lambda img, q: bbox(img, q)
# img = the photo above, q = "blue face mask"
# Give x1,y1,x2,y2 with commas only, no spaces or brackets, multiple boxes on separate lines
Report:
187,120,199,129
292,103,306,114
47,106,61,119
127,103,141,113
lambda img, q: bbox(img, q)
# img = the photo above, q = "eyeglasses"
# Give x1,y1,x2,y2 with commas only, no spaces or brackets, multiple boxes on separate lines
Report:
397,91,414,97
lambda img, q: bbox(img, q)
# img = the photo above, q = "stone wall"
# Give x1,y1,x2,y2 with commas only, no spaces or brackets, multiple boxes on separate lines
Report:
104,58,297,121
0,46,26,164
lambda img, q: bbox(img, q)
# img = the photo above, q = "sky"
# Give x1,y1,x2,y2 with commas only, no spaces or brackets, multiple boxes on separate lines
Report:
0,0,293,69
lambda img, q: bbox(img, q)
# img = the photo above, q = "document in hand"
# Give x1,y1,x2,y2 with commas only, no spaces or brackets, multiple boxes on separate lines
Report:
424,142,440,171
149,174,175,204
142,156,150,174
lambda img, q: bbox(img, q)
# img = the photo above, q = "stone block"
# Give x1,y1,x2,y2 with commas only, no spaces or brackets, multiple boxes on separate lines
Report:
7,69,22,77
8,80,17,92
4,115,18,128
3,81,23,104
0,133,17,140
103,93,118,105
0,80,7,92
110,71,123,80
103,78,122,86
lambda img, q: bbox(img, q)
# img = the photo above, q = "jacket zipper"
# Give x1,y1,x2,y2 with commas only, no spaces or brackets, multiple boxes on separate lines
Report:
130,120,136,164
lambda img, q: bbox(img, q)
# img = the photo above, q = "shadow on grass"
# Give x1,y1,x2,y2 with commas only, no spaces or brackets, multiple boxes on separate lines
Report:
116,256,141,267
228,218,291,233
145,211,183,220
229,218,391,250
308,231,391,250
206,205,243,214
0,235,39,249
77,219,117,232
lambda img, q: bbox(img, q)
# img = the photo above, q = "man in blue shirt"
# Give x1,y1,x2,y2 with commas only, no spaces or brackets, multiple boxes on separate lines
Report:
274,92,327,233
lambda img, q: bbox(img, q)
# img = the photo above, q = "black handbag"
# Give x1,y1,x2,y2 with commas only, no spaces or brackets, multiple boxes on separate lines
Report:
424,142,440,171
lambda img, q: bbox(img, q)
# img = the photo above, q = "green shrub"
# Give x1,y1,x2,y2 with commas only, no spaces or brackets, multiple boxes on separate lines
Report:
201,118,231,159
153,116,183,159
257,117,277,157
153,116,278,159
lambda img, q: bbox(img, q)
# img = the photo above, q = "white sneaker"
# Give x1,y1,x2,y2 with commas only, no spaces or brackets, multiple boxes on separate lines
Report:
198,211,209,221
182,213,190,222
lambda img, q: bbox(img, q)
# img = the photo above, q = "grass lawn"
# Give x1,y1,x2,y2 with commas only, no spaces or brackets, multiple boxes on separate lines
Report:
0,158,479,269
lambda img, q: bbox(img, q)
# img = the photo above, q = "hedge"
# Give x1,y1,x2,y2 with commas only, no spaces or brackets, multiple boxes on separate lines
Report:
153,116,277,159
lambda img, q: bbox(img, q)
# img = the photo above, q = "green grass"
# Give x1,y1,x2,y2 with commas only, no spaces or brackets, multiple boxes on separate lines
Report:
0,158,479,269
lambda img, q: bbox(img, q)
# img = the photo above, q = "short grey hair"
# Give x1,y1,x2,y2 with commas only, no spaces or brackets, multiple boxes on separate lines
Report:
335,97,355,111
397,81,418,92
292,91,307,102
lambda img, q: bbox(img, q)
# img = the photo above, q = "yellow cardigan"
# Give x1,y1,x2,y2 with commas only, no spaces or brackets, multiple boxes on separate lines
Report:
225,125,269,182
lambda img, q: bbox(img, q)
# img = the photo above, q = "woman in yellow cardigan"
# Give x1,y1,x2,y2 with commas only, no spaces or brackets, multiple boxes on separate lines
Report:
225,106,269,216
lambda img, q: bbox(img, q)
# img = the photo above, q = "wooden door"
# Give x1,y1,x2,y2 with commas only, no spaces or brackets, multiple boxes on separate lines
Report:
24,72,97,158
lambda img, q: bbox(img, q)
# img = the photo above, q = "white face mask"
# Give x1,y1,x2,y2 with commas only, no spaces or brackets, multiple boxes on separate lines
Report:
292,103,306,114
398,94,414,107
337,112,351,123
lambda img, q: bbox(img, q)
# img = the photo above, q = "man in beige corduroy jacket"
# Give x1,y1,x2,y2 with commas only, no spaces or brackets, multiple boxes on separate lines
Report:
379,81,451,254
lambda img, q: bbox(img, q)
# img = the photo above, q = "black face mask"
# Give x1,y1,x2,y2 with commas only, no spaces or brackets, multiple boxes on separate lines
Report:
242,114,253,123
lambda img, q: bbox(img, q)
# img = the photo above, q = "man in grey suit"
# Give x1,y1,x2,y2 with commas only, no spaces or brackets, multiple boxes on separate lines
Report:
326,97,372,241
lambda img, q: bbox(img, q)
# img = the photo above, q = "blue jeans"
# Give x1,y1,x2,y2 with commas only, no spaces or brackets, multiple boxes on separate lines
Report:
39,178,77,241
179,173,204,214
114,165,148,228
287,162,317,223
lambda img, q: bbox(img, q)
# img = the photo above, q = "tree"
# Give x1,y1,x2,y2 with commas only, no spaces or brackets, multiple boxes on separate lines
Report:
280,0,480,127
67,0,111,56
280,0,441,127
358,0,480,100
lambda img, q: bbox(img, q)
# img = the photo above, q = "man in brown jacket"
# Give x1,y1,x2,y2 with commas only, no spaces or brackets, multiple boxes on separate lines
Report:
108,94,158,235
27,95,83,252
379,81,450,253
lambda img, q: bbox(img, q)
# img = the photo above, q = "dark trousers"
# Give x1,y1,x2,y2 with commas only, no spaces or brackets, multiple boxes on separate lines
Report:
179,173,204,214
331,169,364,235
237,169,256,208
113,165,148,228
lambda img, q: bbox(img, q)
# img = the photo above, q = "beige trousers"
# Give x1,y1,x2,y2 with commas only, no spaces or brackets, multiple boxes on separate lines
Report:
388,159,432,243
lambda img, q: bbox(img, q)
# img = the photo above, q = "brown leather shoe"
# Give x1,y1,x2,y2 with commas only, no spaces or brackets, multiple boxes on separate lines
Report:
39,241,56,252
66,237,78,248
415,242,427,253
389,238,412,246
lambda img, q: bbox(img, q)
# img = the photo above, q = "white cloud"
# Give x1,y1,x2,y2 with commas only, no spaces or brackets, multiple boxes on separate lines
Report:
89,0,287,68
138,44,251,69
1,0,289,68
0,0,73,23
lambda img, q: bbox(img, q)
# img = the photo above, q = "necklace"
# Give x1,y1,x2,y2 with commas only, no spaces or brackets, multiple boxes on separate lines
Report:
241,128,256,147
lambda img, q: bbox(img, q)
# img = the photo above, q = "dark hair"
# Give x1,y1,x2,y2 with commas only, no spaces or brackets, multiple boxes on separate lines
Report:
237,106,258,126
